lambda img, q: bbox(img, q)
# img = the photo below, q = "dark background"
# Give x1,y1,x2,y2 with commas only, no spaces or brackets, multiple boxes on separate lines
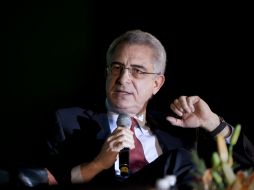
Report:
2,1,253,163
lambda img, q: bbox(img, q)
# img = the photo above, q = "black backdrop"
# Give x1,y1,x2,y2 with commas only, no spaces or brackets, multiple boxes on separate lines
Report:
2,1,253,163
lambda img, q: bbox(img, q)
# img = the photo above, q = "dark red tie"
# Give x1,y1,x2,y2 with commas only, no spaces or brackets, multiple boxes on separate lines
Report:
129,118,148,173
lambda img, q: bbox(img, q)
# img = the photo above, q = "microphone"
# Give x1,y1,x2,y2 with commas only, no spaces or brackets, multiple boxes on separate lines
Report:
116,114,132,177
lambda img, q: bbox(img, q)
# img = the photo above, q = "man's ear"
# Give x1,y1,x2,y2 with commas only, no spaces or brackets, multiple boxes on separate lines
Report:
152,75,165,95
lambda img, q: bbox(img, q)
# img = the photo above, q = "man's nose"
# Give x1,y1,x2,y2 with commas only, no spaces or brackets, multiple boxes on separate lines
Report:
118,68,132,82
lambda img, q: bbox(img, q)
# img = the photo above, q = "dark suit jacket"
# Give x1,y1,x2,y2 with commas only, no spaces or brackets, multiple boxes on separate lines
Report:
47,105,254,187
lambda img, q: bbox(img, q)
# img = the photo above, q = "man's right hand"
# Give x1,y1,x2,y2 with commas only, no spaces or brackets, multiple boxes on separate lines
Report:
94,126,135,170
79,127,134,182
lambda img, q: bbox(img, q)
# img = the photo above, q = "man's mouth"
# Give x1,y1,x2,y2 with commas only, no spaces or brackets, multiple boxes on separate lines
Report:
114,90,131,94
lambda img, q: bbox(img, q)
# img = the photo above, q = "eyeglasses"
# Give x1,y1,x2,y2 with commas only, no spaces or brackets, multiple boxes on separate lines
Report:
108,63,161,79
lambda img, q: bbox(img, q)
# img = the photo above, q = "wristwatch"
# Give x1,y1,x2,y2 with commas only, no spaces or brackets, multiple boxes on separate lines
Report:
210,116,228,137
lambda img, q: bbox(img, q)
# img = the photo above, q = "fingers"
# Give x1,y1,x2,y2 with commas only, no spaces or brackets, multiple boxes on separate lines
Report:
170,96,200,116
166,116,184,127
95,127,135,170
106,127,135,152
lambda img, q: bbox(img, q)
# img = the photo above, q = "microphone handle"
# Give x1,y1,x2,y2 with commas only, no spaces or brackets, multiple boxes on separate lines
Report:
119,147,129,177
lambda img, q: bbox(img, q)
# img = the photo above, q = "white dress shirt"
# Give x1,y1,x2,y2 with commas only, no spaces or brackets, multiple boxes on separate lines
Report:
107,112,163,175
71,111,163,183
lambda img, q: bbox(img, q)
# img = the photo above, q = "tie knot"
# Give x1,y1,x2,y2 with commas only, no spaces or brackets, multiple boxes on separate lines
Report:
130,117,138,131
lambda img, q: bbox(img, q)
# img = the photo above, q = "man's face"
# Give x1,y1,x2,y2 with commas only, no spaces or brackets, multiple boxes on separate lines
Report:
106,43,165,115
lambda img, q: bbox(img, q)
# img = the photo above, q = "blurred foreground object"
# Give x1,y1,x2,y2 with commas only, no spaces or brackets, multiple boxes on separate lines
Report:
192,124,254,190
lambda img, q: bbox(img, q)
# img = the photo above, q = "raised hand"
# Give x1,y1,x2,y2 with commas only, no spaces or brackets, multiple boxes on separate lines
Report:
166,96,220,132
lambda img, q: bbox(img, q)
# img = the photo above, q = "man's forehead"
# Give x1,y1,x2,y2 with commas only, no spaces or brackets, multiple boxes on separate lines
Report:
112,45,154,66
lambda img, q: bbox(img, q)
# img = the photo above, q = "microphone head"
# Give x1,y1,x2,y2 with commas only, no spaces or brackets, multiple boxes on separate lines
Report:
117,114,132,128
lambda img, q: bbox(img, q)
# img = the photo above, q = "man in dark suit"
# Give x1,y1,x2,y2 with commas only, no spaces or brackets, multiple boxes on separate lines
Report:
47,30,254,189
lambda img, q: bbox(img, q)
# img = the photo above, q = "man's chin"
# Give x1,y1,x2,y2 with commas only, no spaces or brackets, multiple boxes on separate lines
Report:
111,103,137,114
111,97,132,106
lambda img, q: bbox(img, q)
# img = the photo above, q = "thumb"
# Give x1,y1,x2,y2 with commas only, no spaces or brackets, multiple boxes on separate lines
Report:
166,116,184,127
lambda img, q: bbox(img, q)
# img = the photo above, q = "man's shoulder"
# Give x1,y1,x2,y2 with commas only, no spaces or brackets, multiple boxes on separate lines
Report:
55,104,107,133
53,105,108,138
57,107,86,114
56,103,107,117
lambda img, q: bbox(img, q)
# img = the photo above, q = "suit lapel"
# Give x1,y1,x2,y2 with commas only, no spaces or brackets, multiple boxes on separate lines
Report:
146,111,197,152
94,113,111,139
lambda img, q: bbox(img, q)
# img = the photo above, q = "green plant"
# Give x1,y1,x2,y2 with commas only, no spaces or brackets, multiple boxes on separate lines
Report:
192,124,254,190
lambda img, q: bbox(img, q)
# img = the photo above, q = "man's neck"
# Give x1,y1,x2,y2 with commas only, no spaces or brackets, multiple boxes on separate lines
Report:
105,99,146,127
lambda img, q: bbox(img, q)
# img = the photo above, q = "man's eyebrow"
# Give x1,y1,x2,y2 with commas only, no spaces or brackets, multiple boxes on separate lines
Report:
130,64,147,71
111,61,147,70
111,61,122,65
131,64,145,68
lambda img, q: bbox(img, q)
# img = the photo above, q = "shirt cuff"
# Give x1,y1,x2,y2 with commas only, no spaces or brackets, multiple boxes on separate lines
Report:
225,126,234,144
71,165,84,184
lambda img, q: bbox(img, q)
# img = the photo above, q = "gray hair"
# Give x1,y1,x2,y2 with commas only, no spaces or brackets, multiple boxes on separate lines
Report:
106,30,167,74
